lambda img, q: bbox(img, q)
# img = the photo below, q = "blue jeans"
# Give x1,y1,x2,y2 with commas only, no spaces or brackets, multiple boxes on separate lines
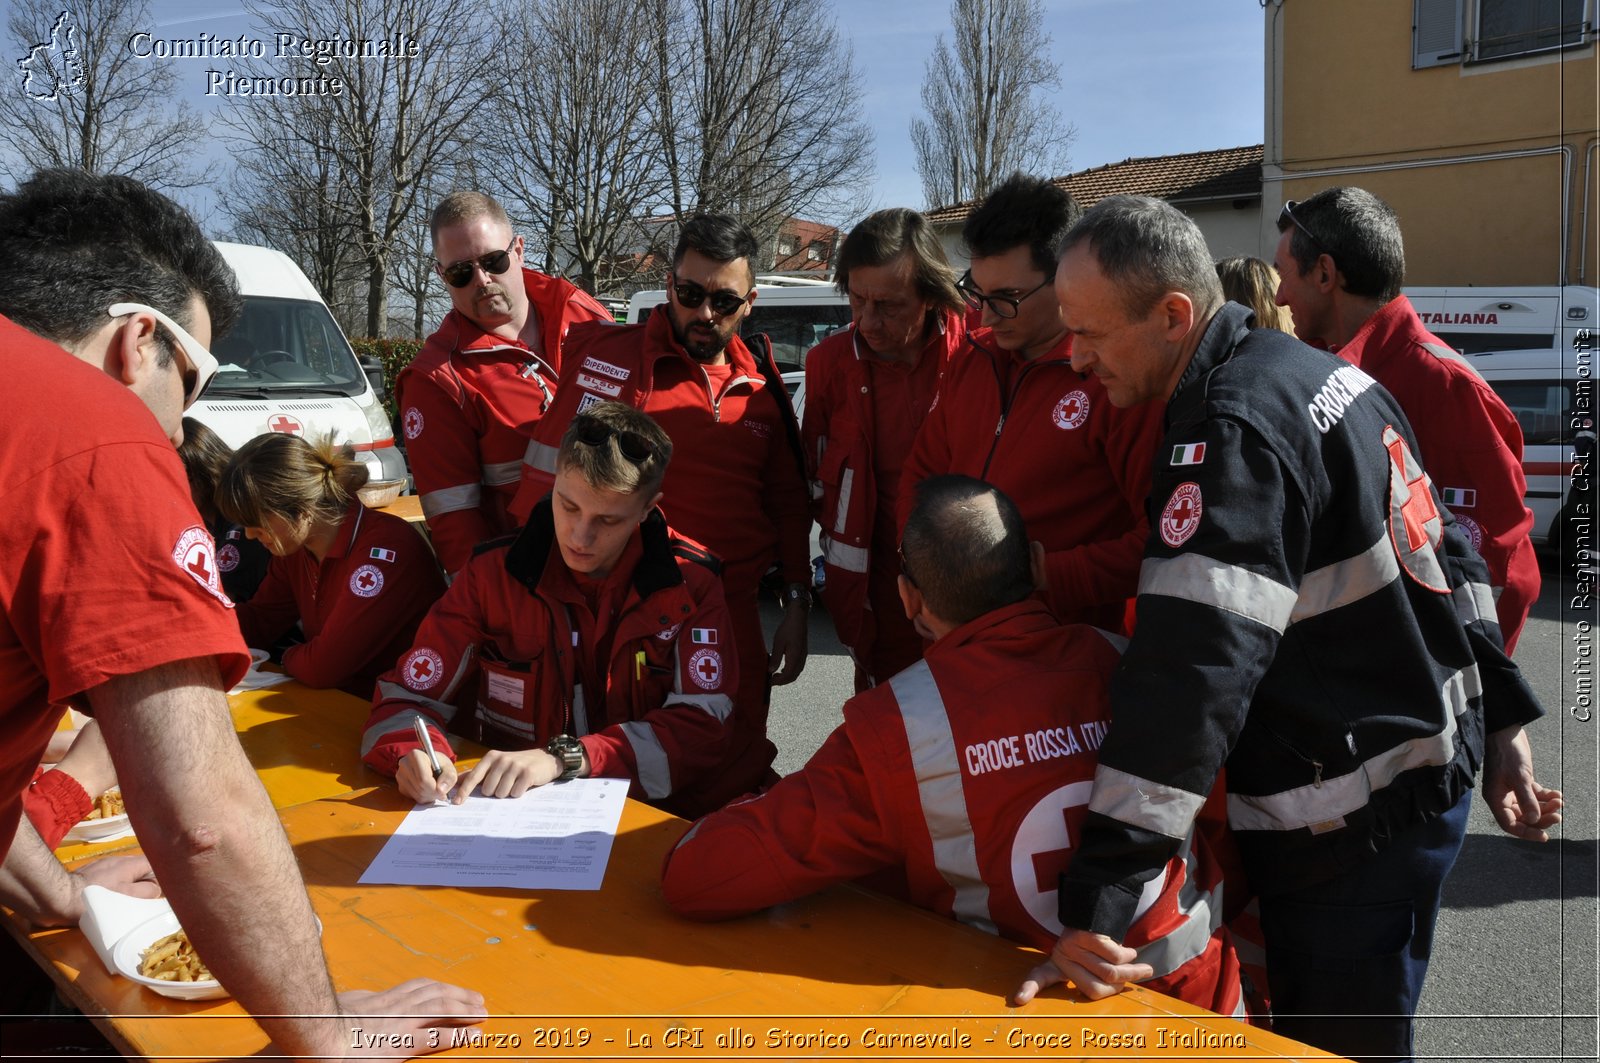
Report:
1259,792,1471,1063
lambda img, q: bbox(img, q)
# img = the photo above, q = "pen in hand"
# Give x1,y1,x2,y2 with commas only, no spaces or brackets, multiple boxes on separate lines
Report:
412,716,444,780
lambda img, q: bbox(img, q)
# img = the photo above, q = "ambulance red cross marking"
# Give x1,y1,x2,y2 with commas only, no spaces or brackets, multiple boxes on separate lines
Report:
269,415,302,434
1387,437,1439,551
1029,807,1075,892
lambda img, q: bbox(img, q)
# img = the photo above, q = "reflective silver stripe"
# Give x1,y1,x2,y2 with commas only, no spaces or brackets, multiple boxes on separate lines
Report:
1091,628,1129,654
620,720,672,797
481,459,523,486
1291,536,1397,625
889,661,996,935
821,534,869,574
420,483,481,519
1130,837,1224,980
664,692,734,722
833,467,854,536
1454,581,1498,626
1088,764,1207,840
361,699,451,757
1228,665,1478,832
524,438,559,475
478,703,539,740
1138,553,1297,633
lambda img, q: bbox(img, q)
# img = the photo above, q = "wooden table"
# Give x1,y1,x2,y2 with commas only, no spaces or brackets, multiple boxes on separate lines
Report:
12,781,1334,1061
377,493,426,525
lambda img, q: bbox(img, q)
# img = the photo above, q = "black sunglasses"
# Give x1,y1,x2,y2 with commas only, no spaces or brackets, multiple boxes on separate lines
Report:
1278,201,1327,252
438,240,516,289
956,270,1052,320
672,280,750,317
575,419,657,464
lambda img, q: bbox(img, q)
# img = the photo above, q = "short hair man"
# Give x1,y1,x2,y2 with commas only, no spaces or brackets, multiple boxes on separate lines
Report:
1031,194,1562,1063
398,191,613,574
364,402,742,818
801,208,966,688
510,215,813,807
1272,186,1540,651
662,476,1245,1017
899,174,1164,633
0,169,482,1054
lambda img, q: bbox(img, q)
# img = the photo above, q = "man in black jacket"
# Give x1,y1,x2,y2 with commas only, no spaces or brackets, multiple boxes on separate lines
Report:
1016,195,1562,1063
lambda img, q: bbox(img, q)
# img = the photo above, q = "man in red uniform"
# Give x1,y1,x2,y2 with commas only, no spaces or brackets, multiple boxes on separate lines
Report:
803,208,966,689
1272,186,1539,651
900,175,1164,632
511,215,809,776
0,169,481,1053
398,191,612,574
662,477,1244,1018
365,403,765,816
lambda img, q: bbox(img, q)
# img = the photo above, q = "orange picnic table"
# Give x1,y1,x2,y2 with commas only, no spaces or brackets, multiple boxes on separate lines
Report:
9,686,1338,1061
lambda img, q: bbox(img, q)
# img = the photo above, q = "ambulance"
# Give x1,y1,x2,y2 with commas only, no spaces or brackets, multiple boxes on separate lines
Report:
192,242,405,485
1404,284,1598,356
1470,344,1595,548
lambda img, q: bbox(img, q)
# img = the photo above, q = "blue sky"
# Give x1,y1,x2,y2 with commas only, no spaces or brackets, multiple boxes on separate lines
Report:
88,0,1266,222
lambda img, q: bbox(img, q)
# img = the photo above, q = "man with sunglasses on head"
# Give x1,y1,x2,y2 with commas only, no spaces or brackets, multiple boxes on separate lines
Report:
801,209,968,691
364,402,749,817
398,191,612,575
511,215,812,806
899,174,1165,634
0,169,484,1056
1272,187,1539,652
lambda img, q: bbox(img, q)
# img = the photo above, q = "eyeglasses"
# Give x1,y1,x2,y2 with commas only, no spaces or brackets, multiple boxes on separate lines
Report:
957,271,1052,319
575,419,657,464
1278,200,1327,252
107,302,218,407
898,542,917,587
671,280,751,317
437,240,516,289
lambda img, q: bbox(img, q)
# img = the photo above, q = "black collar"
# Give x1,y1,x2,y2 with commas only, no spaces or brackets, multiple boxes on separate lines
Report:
505,497,684,599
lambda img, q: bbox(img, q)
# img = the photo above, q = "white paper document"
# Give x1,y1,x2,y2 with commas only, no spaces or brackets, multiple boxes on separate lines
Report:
358,778,629,890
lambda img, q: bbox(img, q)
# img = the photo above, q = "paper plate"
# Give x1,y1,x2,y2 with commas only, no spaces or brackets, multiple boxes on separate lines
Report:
111,911,227,1001
64,791,133,844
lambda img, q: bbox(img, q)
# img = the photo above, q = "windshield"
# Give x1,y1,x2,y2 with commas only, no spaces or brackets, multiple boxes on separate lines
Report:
210,296,365,395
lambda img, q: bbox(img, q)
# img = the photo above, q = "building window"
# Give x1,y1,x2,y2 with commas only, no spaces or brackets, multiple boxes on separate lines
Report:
777,236,798,257
1475,0,1589,61
806,240,825,262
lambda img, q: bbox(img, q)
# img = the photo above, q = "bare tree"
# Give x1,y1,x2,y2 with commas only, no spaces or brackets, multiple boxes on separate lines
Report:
0,0,214,190
910,0,1075,209
225,0,491,337
655,0,874,249
479,0,674,296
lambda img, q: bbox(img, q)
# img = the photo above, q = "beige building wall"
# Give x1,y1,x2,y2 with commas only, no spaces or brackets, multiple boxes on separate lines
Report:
1265,0,1598,285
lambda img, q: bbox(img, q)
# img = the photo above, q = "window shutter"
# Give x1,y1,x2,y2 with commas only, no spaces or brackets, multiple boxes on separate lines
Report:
1414,0,1464,67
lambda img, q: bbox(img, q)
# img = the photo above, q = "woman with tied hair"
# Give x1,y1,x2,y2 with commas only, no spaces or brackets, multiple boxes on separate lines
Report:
1215,256,1295,334
219,433,445,697
177,417,271,604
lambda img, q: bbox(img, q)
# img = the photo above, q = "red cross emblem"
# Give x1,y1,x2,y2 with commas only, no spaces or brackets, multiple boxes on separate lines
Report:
268,414,303,435
359,572,375,589
186,547,213,583
1029,806,1077,893
1010,780,1095,935
1052,389,1090,430
349,564,384,598
1159,482,1203,548
1387,436,1439,552
401,648,444,690
1383,426,1448,592
170,525,232,606
689,648,722,690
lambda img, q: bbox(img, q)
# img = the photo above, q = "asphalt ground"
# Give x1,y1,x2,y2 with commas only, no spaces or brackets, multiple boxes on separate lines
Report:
761,553,1598,1061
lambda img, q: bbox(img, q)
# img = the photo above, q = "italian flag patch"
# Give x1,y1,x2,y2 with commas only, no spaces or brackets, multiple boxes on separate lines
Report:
691,628,717,644
370,547,397,562
1170,443,1206,466
1440,487,1476,508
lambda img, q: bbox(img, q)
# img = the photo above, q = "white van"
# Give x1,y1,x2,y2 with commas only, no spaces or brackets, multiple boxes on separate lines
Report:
192,242,405,484
626,276,851,379
1469,345,1595,547
1404,285,1598,355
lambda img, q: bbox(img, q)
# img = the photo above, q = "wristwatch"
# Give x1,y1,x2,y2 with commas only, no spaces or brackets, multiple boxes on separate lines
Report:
782,582,811,608
545,734,585,780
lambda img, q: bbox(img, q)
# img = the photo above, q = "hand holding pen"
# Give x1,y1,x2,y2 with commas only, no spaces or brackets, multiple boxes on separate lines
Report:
396,718,457,804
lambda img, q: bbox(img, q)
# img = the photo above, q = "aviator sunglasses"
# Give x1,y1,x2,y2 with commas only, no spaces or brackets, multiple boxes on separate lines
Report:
575,419,658,464
437,240,516,289
672,280,752,317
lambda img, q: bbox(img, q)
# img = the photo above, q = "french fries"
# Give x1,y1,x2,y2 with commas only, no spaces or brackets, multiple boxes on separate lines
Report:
85,789,125,820
138,930,214,983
